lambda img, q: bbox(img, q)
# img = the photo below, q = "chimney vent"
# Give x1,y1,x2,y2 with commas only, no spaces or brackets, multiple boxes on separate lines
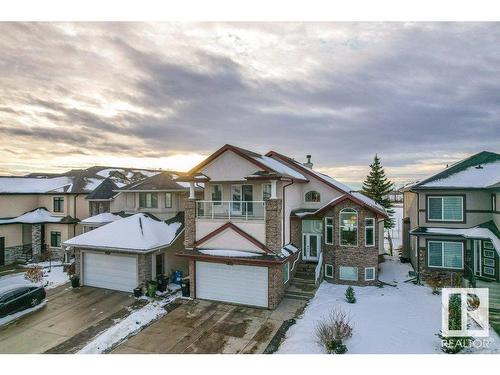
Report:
304,155,313,169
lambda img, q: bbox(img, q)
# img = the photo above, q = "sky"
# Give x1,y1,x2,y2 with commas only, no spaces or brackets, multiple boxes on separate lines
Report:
0,22,499,187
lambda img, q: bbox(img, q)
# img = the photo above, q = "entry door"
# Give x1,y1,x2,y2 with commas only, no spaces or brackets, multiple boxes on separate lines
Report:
0,237,5,266
231,184,253,216
302,233,320,261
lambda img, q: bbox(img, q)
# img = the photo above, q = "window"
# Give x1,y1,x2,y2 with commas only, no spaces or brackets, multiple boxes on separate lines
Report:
493,194,497,212
211,184,222,205
325,217,334,245
428,241,463,269
484,241,494,250
139,193,158,208
50,231,61,248
484,267,495,276
484,250,495,258
483,258,495,267
53,197,64,213
282,262,290,284
365,218,375,247
164,192,172,208
340,209,358,246
339,266,358,281
262,183,272,201
365,267,375,281
305,191,321,203
325,264,334,278
427,196,463,222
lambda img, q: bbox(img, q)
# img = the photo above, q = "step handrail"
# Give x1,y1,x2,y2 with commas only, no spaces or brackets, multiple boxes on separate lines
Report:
314,250,323,284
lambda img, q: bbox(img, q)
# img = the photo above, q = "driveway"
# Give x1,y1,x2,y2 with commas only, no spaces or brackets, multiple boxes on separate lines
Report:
0,286,134,353
111,297,306,354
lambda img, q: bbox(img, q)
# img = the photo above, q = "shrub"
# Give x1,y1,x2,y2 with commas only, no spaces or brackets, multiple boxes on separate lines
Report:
345,286,356,303
439,293,472,353
24,266,44,285
315,308,353,354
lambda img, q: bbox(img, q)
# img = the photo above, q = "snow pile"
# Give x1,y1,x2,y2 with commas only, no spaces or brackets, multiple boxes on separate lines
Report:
78,292,180,354
199,249,263,257
80,212,123,225
0,261,69,290
423,160,500,188
0,208,64,225
0,301,47,328
64,214,182,251
277,257,500,354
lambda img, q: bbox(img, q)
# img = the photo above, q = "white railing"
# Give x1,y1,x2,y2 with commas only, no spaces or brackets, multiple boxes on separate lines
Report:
315,250,323,284
196,201,266,221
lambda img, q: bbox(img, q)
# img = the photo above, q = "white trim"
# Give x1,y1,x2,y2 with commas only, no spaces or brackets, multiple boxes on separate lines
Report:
484,267,495,276
364,217,375,247
339,208,358,247
283,261,290,284
304,190,321,203
427,240,464,270
324,217,334,245
427,196,464,222
484,249,495,258
262,182,272,201
365,267,376,281
324,263,334,278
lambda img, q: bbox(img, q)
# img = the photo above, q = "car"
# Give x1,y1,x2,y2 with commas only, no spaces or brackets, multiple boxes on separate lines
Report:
0,285,46,318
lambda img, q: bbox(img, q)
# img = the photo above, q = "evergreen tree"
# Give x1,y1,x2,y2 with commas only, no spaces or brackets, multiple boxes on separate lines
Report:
345,286,356,304
361,154,395,229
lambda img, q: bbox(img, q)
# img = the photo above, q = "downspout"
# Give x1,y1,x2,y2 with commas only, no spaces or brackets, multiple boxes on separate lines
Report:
282,179,294,246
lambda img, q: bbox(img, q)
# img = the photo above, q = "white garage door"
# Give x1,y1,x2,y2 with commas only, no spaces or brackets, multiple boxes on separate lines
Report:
195,261,268,308
83,252,138,293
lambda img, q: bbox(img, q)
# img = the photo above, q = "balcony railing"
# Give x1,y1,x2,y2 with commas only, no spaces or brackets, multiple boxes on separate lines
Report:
196,200,266,221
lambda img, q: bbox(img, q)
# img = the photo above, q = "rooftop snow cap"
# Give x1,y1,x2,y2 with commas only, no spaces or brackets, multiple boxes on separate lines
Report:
303,155,313,169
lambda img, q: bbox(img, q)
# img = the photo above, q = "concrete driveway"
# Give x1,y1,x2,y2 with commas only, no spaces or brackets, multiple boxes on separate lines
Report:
0,286,134,353
112,297,306,354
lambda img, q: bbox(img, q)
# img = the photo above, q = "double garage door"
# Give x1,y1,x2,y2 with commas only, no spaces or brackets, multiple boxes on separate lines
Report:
195,261,268,308
83,252,138,293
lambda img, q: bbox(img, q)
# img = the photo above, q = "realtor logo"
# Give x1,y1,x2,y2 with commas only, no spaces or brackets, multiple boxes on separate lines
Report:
442,288,489,337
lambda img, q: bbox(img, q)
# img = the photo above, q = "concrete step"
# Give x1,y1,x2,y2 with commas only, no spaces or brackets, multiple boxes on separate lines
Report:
283,292,311,301
288,283,317,293
294,271,315,279
290,277,316,285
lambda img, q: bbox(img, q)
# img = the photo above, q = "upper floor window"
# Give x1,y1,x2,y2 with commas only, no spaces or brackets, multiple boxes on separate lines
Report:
324,217,334,245
139,192,158,208
262,183,272,201
50,231,61,248
165,192,172,208
427,196,463,222
305,191,321,203
340,208,358,246
365,218,375,247
53,197,64,213
211,184,222,205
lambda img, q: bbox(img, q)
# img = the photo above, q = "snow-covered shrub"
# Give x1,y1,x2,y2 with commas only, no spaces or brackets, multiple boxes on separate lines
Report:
24,266,44,285
315,309,353,354
345,286,356,303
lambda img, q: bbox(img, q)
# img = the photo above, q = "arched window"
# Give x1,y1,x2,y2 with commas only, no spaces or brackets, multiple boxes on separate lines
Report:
340,208,358,246
305,191,321,202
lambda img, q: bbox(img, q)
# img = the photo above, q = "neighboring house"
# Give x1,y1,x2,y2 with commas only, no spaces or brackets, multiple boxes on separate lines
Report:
176,144,387,309
62,171,203,292
0,166,158,266
403,151,500,288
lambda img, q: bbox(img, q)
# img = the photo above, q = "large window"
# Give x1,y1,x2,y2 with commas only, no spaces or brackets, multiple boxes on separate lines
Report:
53,197,64,213
427,196,463,222
262,183,272,201
139,192,158,208
325,217,334,245
305,191,321,203
211,184,222,205
340,208,358,246
365,218,375,246
339,266,358,281
428,241,464,269
50,231,61,248
164,192,172,208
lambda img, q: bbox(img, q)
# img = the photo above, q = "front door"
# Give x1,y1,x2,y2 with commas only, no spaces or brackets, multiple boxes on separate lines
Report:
0,237,5,266
302,233,320,261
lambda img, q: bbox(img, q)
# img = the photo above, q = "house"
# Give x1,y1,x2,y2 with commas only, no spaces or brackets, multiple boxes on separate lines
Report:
403,151,499,290
0,166,159,266
63,171,203,292
176,144,387,309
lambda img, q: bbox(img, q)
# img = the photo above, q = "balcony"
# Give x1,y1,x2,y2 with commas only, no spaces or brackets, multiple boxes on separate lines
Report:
196,201,266,221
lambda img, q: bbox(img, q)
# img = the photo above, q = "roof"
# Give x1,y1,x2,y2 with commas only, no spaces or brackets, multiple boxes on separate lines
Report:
116,171,196,192
86,178,119,200
79,212,127,226
64,213,184,252
0,207,78,225
410,221,500,255
175,248,288,264
292,194,387,218
412,151,500,190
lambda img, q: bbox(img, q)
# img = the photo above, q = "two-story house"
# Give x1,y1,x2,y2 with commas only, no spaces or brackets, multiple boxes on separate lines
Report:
403,151,499,292
176,144,387,309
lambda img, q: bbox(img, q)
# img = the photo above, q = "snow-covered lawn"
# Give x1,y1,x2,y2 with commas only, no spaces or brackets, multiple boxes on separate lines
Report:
277,257,500,354
78,291,181,354
0,261,69,290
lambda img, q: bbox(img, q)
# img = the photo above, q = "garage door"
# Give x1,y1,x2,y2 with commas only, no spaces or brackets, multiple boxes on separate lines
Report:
83,252,138,293
195,261,268,308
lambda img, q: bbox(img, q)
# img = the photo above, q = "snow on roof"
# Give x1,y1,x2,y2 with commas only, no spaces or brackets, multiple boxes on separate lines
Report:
0,176,73,193
350,191,386,213
80,212,123,225
281,244,299,257
64,213,182,252
198,249,263,257
254,155,307,180
0,208,65,225
421,160,500,188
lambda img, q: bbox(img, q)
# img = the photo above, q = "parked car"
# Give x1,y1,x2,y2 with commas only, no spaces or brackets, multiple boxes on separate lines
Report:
0,285,46,318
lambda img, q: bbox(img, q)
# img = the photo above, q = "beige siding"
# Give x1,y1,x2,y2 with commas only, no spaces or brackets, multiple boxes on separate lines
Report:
200,150,258,181
196,220,266,244
0,195,39,217
403,190,418,230
0,224,23,247
45,223,75,253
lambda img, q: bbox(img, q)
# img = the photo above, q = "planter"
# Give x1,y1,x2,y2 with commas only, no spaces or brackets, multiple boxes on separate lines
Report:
156,275,167,292
181,279,190,297
70,276,80,288
133,287,143,298
147,280,158,297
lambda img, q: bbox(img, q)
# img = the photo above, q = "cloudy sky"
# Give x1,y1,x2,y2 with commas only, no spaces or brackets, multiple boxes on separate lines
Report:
1,22,499,186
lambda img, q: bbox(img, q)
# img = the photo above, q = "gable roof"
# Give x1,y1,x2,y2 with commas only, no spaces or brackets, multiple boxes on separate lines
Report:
412,151,500,190
86,178,119,200
116,171,196,192
293,194,387,218
0,207,78,225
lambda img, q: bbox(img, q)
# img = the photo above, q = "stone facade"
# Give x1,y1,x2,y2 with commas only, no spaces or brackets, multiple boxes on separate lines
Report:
31,224,42,262
189,260,195,297
268,262,285,309
319,199,380,286
184,199,196,249
265,198,282,254
290,217,301,247
137,253,152,287
4,245,24,265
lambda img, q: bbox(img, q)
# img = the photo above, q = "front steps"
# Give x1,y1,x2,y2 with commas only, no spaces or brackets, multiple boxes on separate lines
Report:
284,262,318,301
476,280,500,334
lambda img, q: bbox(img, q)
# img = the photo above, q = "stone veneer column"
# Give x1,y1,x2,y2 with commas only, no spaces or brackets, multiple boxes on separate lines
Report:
265,198,282,254
184,199,196,249
31,224,42,261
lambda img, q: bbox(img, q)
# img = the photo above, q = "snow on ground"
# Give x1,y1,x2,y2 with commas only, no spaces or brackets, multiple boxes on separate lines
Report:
0,261,68,290
385,203,403,252
0,301,47,327
78,291,181,354
277,257,500,354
